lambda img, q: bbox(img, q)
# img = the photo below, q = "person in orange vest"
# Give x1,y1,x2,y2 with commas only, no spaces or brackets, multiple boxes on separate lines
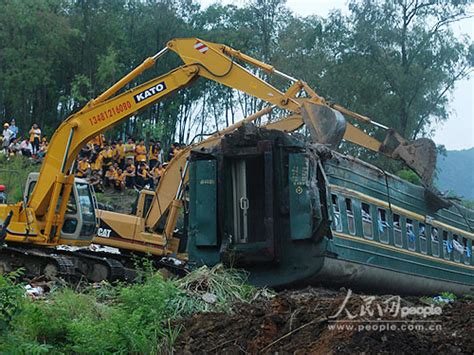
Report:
123,159,136,188
135,139,147,166
148,140,163,168
167,142,177,161
113,168,126,192
88,169,104,192
104,165,116,188
76,156,90,178
100,145,114,177
90,150,103,172
124,138,136,165
28,123,41,155
136,162,153,189
152,162,165,187
115,139,125,169
89,134,105,148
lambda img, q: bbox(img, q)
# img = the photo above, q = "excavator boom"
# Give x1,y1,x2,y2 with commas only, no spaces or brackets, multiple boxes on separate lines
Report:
0,37,437,281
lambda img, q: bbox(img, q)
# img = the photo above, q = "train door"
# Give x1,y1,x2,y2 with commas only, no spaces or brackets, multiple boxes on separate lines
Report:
230,156,266,244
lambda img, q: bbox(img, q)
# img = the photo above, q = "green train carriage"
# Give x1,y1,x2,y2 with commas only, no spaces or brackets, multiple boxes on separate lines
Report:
186,125,474,295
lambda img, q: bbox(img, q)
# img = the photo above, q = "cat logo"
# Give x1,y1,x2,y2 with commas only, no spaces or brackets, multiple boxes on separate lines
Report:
97,227,112,238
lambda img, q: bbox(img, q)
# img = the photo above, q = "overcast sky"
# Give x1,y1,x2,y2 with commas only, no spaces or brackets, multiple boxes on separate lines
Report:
200,0,474,150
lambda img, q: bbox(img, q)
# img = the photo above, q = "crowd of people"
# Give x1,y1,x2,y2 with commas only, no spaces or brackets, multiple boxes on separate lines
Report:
1,120,48,159
0,120,186,194
75,134,186,193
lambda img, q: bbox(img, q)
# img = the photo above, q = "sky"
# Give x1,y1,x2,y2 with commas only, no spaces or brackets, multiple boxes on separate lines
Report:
199,0,474,150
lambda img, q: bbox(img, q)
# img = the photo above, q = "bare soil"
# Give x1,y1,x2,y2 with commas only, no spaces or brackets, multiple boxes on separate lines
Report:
175,287,474,354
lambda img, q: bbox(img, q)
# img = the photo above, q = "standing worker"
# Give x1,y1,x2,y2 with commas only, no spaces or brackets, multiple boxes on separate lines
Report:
149,140,163,168
115,139,125,169
9,119,18,140
124,138,135,166
29,123,41,156
2,123,12,155
135,139,147,166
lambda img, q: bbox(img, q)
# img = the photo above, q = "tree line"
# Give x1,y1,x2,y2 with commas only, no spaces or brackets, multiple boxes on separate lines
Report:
0,0,472,168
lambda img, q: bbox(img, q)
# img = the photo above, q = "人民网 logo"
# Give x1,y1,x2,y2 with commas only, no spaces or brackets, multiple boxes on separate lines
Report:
133,82,167,103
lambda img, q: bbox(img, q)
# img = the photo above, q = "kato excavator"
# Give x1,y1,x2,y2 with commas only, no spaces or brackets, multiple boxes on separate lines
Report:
0,37,437,280
92,39,437,263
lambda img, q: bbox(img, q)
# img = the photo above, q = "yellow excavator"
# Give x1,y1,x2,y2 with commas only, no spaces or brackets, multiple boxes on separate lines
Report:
91,39,437,264
0,38,437,280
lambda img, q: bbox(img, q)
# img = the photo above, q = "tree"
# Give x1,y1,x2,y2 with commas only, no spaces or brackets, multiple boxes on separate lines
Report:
0,0,471,155
323,0,473,141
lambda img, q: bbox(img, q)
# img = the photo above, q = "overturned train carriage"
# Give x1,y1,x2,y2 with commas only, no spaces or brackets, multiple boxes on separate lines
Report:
186,124,474,295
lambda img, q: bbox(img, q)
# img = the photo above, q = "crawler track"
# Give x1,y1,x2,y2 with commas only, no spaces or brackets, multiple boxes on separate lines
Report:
0,243,187,282
0,244,129,282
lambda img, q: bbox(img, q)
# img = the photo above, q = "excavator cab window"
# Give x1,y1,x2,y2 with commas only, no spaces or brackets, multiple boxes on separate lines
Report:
61,181,97,241
25,181,36,203
76,183,95,224
57,189,77,214
141,193,154,219
61,190,78,234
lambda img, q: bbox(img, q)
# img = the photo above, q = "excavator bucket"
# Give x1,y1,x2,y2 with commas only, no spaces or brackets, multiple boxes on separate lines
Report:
301,102,346,149
392,137,437,187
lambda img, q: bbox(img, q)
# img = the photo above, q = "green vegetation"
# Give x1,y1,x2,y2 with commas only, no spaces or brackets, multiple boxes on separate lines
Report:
460,200,474,209
0,0,471,167
396,169,422,186
420,291,458,305
0,265,269,354
95,189,138,214
0,156,40,203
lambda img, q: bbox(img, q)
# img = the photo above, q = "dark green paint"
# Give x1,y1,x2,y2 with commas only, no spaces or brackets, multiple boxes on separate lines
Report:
289,153,312,240
188,159,217,246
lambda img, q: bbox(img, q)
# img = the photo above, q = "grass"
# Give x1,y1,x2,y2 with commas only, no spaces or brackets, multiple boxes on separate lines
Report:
95,188,138,213
420,291,458,305
0,155,40,203
0,264,270,354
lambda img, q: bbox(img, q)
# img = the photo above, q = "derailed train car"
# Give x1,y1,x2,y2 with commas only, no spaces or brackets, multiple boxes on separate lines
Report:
186,124,474,295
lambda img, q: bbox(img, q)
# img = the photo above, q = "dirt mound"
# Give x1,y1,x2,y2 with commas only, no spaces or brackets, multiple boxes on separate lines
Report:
175,287,474,354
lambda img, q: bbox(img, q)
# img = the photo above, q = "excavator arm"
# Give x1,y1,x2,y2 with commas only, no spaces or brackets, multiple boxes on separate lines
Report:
29,39,311,219
168,39,436,185
16,39,318,246
13,37,434,247
29,65,200,217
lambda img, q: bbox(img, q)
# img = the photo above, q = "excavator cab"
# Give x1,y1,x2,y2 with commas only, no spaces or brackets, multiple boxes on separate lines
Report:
24,173,98,244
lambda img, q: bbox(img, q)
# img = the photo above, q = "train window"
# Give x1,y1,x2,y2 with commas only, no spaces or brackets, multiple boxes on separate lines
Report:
442,231,451,260
361,202,373,239
393,213,403,247
406,219,416,251
331,194,342,232
463,238,471,265
452,234,462,262
419,223,427,254
377,208,389,244
431,227,440,257
345,198,356,235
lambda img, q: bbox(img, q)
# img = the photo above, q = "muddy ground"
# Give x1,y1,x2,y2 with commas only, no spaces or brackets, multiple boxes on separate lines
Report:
175,287,473,354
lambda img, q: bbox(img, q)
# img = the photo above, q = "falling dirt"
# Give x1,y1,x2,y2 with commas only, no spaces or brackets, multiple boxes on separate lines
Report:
175,287,474,354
